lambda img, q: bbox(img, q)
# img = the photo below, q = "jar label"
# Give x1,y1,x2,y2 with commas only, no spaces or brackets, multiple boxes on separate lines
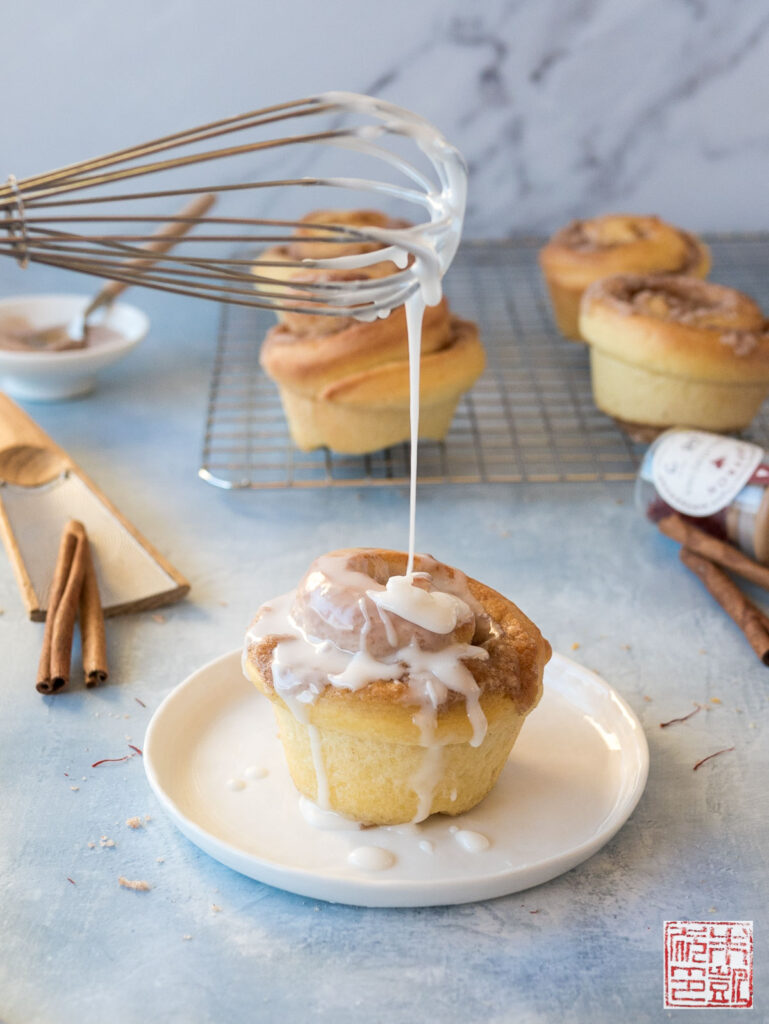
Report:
651,429,764,517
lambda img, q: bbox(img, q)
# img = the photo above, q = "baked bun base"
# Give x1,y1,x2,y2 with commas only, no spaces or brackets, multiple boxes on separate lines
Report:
274,383,462,452
271,315,485,452
590,348,769,431
244,656,530,825
541,276,585,341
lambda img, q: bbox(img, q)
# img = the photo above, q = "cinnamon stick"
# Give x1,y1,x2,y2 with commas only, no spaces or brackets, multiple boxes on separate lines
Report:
80,535,108,687
679,547,769,666
659,514,769,591
37,520,87,693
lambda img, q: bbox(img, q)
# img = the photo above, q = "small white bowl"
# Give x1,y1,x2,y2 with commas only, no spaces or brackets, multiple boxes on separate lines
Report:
0,293,150,401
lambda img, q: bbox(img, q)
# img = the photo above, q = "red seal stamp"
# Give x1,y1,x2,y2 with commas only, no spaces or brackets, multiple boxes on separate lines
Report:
664,921,753,1009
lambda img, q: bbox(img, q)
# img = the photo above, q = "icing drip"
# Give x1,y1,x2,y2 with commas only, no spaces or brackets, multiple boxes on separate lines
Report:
410,733,444,824
308,725,329,808
405,292,425,574
244,94,478,825
369,572,471,633
347,846,396,871
454,830,490,853
298,796,359,831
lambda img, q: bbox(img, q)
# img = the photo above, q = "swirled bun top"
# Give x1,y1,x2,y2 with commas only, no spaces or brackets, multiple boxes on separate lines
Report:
289,209,409,260
580,274,769,381
540,214,710,288
254,209,410,336
245,548,550,717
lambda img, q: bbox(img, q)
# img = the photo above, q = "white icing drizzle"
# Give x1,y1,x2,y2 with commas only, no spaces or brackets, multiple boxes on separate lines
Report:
226,778,246,792
347,846,396,871
244,765,268,780
454,829,490,853
410,740,444,824
386,823,420,837
244,95,481,826
369,572,470,633
245,553,491,821
308,725,329,808
405,292,425,574
298,796,359,831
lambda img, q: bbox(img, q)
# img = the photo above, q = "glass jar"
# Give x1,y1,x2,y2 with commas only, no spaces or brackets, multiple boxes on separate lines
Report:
635,428,769,564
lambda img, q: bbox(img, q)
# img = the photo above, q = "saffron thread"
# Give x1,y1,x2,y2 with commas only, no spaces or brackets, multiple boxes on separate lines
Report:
693,747,735,771
660,705,703,729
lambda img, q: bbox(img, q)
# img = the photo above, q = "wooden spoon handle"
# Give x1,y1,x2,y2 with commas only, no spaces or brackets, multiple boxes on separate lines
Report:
84,192,217,317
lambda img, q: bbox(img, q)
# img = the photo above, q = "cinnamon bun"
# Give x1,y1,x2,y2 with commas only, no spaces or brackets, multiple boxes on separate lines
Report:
539,214,710,341
243,549,550,826
579,274,769,433
256,210,485,453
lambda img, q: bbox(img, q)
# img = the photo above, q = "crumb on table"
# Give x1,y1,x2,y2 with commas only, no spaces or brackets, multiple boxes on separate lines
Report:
118,876,151,891
126,816,143,829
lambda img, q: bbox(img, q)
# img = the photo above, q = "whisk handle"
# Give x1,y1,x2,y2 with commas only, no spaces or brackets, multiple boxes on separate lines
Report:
84,193,216,318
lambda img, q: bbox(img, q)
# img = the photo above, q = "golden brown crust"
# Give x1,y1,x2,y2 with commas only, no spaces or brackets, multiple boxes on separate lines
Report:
540,214,710,289
253,210,411,336
260,298,453,396
246,548,550,717
580,274,769,382
255,209,484,450
288,209,410,260
317,315,484,407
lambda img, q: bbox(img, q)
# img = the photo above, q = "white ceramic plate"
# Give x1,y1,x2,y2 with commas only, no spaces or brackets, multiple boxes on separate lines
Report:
0,294,149,400
144,650,648,907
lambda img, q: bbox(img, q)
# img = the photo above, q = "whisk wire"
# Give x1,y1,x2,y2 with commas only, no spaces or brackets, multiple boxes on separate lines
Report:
1,93,465,315
0,99,328,195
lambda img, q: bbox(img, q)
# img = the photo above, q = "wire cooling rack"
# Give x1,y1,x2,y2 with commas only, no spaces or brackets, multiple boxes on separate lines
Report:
199,236,769,489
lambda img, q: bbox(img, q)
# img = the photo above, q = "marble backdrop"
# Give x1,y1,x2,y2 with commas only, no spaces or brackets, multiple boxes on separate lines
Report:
3,0,769,236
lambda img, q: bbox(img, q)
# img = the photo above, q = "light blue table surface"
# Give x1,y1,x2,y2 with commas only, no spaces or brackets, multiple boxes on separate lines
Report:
0,261,766,1024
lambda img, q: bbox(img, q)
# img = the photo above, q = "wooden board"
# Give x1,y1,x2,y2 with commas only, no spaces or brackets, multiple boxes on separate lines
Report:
0,393,189,620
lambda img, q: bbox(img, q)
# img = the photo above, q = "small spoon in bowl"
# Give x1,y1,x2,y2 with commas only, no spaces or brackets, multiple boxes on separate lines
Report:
19,193,216,351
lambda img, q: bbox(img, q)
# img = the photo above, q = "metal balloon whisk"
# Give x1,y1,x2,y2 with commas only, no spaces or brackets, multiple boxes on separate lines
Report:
0,93,467,318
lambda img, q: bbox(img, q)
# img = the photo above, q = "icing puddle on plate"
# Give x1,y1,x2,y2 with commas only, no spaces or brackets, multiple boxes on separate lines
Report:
144,649,648,907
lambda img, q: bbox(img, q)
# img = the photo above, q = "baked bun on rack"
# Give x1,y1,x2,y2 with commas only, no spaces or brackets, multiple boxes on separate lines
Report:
579,274,769,434
255,210,485,453
243,549,550,826
539,214,710,341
